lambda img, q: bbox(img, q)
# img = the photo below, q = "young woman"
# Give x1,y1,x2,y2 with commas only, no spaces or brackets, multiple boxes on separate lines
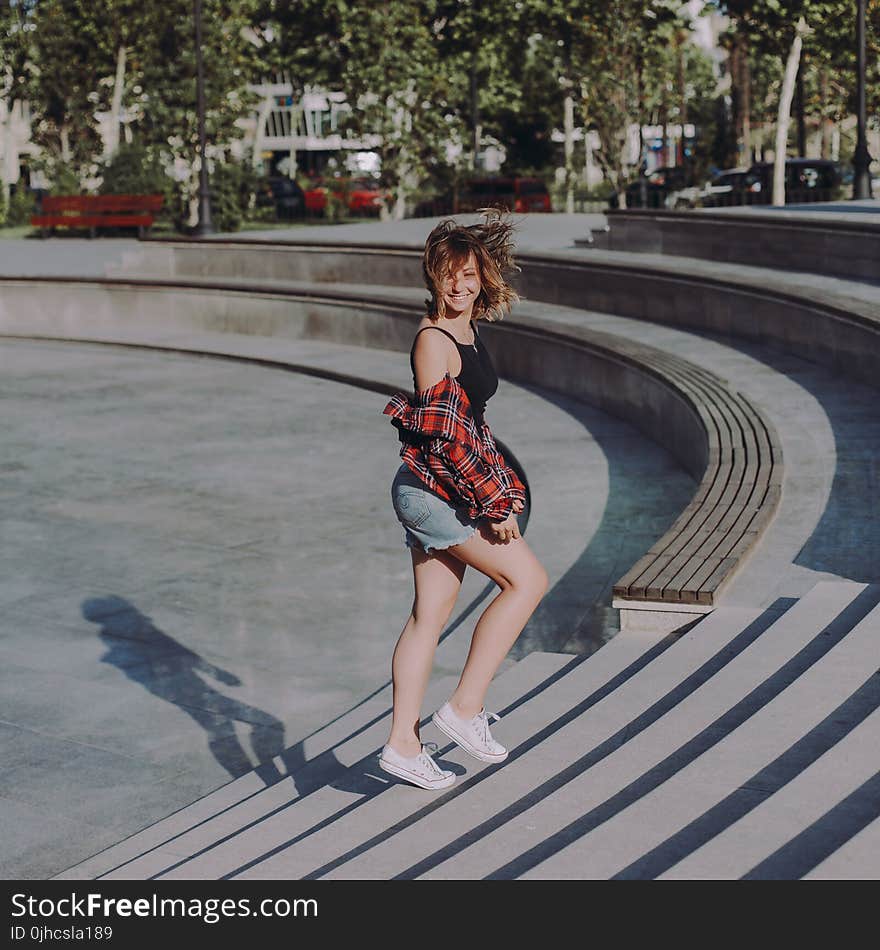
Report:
380,212,549,790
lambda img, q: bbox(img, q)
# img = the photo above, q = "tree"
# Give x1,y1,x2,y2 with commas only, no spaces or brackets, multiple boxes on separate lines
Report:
563,1,684,207
718,1,874,202
28,0,107,183
122,0,262,224
321,1,470,220
0,0,37,204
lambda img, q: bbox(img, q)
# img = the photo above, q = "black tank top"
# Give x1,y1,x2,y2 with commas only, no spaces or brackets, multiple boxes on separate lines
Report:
409,322,498,426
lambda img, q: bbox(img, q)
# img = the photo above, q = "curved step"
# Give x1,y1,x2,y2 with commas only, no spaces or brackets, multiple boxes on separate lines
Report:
63,578,877,881
53,652,576,880
0,274,782,618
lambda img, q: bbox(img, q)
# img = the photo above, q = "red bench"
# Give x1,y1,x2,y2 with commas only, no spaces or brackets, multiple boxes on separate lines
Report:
31,194,164,238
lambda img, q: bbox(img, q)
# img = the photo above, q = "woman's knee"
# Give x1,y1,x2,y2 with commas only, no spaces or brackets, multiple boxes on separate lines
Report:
411,590,458,627
524,562,550,603
507,561,549,603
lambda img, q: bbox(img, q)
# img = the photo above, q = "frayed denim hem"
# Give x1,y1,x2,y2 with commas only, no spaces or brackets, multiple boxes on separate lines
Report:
403,524,477,555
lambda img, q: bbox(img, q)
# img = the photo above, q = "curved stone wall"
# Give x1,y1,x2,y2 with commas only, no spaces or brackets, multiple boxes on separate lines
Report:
131,239,880,390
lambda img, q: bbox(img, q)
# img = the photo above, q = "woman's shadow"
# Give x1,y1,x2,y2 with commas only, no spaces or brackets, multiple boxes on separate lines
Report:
82,595,291,784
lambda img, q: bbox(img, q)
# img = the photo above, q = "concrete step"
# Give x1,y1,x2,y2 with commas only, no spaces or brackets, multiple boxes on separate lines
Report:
54,670,467,880
243,595,792,879
312,580,866,880
658,705,880,880
804,815,880,881
410,581,875,880
58,651,573,880
518,585,880,879
55,581,877,880
230,623,683,880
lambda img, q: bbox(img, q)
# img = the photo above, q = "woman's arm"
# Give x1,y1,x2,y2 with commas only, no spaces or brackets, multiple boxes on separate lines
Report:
413,328,454,393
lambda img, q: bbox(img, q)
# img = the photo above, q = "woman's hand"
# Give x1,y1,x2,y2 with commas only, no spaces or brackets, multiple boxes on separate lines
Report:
512,499,525,514
488,510,521,543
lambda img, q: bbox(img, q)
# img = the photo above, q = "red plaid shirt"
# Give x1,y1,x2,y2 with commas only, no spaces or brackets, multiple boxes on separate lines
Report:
384,373,527,521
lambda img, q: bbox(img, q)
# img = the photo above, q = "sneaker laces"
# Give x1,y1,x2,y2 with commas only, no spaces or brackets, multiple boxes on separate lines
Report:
474,710,501,744
417,741,445,775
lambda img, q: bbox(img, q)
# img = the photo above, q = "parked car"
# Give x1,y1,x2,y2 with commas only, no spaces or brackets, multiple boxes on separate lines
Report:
255,176,305,219
700,167,754,207
743,158,845,204
303,176,387,216
616,165,703,209
414,176,552,216
457,176,552,213
700,158,845,207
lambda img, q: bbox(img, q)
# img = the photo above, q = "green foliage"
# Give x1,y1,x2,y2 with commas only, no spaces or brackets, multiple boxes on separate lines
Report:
715,0,880,145
4,184,36,226
208,160,261,232
6,0,875,223
49,164,83,195
17,0,261,217
98,142,172,195
330,1,469,217
28,0,108,179
98,141,177,226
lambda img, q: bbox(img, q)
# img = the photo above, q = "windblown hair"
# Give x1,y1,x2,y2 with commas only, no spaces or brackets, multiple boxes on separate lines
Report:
423,209,520,322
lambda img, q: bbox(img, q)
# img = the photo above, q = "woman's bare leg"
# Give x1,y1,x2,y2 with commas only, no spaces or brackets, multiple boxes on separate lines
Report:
387,546,466,757
446,525,548,719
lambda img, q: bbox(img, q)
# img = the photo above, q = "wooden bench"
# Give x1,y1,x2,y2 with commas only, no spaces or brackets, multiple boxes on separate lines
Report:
31,194,164,238
611,347,783,611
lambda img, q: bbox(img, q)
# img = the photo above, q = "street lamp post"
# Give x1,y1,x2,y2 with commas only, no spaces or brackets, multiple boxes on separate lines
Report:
853,0,873,199
193,0,214,234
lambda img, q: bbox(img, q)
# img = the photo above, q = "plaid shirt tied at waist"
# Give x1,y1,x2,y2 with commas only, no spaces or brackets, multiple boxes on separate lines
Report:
383,373,527,522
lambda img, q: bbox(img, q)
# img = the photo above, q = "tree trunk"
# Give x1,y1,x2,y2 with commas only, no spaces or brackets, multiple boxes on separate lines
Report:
773,17,809,206
795,58,807,156
60,124,71,164
107,44,127,158
741,34,752,165
393,170,407,220
564,92,574,213
820,68,832,159
677,29,687,167
470,54,480,171
3,97,17,199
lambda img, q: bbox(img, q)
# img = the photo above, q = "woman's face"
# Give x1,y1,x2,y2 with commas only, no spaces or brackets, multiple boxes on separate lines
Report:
440,252,481,317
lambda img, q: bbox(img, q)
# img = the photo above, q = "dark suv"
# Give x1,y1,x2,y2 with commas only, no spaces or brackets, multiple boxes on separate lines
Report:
615,166,702,209
742,158,844,205
256,176,306,219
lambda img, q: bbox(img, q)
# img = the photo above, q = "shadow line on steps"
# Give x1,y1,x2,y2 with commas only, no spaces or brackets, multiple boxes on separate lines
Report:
615,668,880,879
144,650,585,880
289,617,703,880
742,768,880,880
486,586,880,880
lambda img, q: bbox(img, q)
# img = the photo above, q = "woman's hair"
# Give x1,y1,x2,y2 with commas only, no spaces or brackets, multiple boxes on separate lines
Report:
423,209,520,322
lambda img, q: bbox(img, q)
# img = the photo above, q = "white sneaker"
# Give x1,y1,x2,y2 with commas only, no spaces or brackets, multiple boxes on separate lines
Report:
378,742,456,790
432,702,508,763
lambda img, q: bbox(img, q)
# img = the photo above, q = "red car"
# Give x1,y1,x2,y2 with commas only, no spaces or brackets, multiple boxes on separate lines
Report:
303,177,387,216
458,177,552,213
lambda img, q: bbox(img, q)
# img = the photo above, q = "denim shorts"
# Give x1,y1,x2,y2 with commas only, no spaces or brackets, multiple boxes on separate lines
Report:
391,464,479,554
